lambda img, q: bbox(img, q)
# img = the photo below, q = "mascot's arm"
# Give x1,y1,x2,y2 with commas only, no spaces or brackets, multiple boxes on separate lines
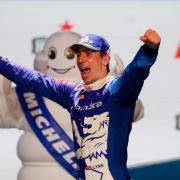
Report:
133,99,144,122
0,75,24,129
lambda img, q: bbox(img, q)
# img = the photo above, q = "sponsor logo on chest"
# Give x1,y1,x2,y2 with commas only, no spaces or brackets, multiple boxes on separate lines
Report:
75,101,102,111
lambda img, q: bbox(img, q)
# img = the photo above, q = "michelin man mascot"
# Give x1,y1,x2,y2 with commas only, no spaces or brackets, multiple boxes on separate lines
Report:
0,29,144,180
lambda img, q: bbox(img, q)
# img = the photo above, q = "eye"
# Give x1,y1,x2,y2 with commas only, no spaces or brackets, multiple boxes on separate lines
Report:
48,47,57,60
86,52,93,56
65,47,76,60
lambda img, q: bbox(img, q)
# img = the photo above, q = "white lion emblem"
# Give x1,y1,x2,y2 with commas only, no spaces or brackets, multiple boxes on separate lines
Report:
72,112,109,160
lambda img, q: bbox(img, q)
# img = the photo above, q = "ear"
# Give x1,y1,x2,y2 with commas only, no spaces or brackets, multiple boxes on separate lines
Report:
102,54,110,66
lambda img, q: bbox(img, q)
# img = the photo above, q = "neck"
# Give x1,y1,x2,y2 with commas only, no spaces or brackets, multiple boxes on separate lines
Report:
82,73,113,91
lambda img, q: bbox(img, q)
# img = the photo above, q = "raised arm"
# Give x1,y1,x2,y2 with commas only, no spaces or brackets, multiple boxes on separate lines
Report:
109,29,161,103
0,57,75,110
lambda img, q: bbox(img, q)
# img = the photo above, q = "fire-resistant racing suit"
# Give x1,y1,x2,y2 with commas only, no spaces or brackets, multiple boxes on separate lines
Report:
0,45,158,180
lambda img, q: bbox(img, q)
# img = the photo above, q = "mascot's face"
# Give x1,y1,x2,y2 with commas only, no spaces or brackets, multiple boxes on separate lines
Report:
34,30,125,82
34,30,81,81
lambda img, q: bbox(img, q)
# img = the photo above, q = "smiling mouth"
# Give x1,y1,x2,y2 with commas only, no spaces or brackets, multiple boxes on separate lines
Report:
47,65,75,74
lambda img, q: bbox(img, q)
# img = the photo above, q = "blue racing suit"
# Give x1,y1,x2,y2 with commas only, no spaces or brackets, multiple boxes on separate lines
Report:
0,45,158,180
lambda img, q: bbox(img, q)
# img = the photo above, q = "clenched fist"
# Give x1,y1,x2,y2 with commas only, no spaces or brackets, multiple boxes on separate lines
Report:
140,29,161,49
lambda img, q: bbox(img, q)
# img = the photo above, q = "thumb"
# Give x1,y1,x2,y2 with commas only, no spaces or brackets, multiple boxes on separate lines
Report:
140,35,147,42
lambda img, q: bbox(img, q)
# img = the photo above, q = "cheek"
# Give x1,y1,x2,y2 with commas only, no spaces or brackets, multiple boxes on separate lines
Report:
93,64,102,74
89,56,102,72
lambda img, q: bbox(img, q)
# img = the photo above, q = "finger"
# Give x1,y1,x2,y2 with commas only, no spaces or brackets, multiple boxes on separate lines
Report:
149,36,160,45
140,35,148,42
143,28,153,37
140,29,153,42
147,32,161,45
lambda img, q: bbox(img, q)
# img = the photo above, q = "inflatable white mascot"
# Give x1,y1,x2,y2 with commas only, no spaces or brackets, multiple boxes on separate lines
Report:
0,29,144,180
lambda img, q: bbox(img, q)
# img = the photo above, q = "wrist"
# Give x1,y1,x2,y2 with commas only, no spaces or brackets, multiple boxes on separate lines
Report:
142,44,159,57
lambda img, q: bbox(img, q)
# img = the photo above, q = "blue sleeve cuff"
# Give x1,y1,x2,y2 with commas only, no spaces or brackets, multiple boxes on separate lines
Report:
142,44,159,57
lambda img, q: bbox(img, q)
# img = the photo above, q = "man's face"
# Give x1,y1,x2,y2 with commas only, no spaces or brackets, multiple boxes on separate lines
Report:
76,46,109,84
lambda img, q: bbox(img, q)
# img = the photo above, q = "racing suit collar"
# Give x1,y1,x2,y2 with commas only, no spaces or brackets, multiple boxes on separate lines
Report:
82,73,113,91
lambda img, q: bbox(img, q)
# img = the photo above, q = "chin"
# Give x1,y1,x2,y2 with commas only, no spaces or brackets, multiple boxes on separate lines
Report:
83,80,89,84
81,77,88,83
82,79,90,85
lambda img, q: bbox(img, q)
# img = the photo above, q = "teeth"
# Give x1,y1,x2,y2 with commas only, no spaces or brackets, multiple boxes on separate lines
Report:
80,67,88,71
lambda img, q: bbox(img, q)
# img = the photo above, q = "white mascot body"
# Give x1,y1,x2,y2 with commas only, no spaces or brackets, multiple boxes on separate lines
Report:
0,30,144,180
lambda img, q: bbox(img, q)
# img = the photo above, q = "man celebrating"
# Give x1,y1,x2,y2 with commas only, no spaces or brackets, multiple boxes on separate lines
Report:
0,29,160,180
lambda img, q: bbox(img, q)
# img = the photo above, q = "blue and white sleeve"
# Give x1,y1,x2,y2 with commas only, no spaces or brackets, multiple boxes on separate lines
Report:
109,45,158,104
0,57,75,110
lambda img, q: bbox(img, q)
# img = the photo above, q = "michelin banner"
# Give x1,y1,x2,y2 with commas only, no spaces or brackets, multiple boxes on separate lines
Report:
0,0,180,179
